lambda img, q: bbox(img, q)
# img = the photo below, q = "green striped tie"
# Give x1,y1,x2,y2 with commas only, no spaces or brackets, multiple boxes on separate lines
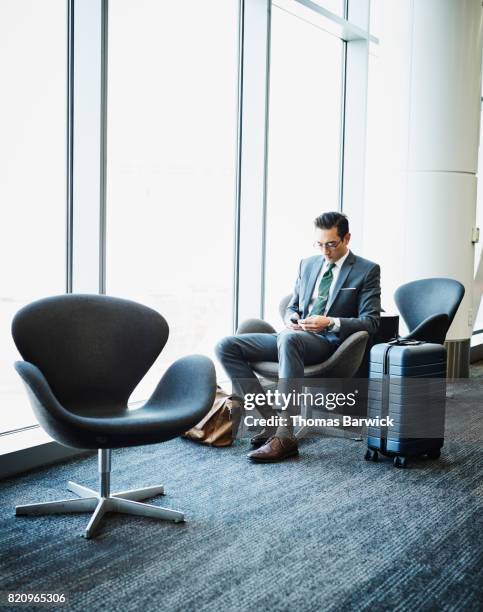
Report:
309,263,335,316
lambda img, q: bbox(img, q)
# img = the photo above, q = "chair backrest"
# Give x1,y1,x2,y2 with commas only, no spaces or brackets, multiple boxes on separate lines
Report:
12,294,169,410
279,294,292,321
394,278,465,334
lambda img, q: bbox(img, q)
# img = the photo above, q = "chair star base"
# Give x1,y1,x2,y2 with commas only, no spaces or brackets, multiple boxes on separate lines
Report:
16,479,184,539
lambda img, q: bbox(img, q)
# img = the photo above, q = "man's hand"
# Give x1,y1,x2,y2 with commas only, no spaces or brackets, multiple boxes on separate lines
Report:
298,315,331,333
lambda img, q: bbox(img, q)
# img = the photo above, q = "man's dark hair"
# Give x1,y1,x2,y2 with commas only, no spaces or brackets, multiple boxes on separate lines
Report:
314,212,349,240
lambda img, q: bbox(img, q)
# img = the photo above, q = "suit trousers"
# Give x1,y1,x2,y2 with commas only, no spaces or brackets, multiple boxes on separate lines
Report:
215,329,335,419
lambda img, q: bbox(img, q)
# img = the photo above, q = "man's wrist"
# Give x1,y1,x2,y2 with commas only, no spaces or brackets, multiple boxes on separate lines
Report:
327,317,340,332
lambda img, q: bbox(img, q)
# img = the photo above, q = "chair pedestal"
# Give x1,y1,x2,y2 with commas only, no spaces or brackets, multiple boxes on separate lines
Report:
295,423,362,442
294,399,363,442
15,449,185,539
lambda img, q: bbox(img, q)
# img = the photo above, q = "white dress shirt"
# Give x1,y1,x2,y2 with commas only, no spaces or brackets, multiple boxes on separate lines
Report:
307,249,350,332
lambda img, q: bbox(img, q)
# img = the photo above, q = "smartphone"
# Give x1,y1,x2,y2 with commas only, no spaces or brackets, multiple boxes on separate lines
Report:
290,316,300,324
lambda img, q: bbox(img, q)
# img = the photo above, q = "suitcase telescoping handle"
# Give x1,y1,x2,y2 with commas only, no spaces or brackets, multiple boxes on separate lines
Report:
387,336,426,346
380,344,392,453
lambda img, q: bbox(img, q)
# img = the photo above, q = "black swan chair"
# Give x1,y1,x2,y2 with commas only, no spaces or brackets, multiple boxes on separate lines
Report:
12,294,216,539
394,278,465,344
236,294,369,380
236,295,369,438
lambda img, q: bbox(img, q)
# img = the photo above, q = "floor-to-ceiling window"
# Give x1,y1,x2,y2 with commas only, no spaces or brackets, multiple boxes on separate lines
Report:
0,0,67,434
106,0,239,400
263,4,344,326
0,0,367,466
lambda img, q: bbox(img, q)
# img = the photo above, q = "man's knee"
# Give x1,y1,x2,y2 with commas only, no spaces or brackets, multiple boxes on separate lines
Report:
277,329,303,350
215,335,239,359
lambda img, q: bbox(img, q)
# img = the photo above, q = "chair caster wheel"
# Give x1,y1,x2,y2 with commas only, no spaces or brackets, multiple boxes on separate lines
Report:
394,456,407,469
427,449,441,459
364,449,378,462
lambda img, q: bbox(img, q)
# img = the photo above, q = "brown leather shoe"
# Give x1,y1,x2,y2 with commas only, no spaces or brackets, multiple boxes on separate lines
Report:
250,428,277,447
247,436,299,463
250,432,269,447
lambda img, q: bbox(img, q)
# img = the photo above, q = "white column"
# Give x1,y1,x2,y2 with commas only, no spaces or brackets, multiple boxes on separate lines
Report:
364,0,482,374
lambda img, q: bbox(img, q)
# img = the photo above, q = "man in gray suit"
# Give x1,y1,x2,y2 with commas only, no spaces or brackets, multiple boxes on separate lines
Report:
216,212,381,462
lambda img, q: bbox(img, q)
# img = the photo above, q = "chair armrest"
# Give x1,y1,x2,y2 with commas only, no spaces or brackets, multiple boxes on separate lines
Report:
236,318,277,335
304,331,369,379
147,354,216,428
403,313,449,344
14,361,78,440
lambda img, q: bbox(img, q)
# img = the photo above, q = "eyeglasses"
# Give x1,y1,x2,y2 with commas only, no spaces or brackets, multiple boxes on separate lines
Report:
313,239,342,251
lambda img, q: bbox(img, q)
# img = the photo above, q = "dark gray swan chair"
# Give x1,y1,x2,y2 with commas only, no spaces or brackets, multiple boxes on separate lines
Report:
236,295,369,438
394,278,465,344
12,294,216,539
236,294,369,380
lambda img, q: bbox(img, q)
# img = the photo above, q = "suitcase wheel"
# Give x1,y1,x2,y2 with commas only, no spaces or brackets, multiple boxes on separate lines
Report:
426,449,441,460
364,448,379,462
394,456,407,469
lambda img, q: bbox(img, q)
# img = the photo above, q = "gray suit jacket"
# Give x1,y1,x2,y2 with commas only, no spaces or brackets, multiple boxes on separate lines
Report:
285,250,381,344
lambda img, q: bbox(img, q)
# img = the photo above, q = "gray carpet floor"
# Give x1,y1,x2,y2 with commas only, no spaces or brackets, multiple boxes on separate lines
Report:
0,378,482,612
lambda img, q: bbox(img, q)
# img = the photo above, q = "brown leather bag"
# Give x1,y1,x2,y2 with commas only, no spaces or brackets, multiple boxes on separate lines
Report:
183,385,241,447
